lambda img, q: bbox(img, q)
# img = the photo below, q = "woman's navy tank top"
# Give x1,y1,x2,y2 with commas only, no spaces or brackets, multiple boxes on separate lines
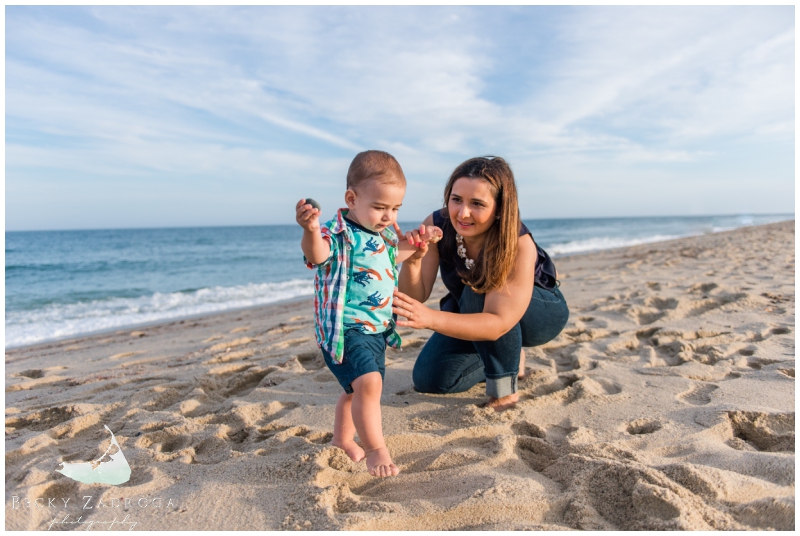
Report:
430,209,555,313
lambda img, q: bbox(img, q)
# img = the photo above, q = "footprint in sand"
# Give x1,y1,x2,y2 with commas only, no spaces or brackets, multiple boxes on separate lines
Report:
749,325,792,342
136,428,196,462
251,401,300,430
644,297,679,311
144,384,196,411
297,351,325,371
16,369,45,379
203,367,277,398
512,421,547,439
5,406,79,432
562,328,613,343
678,383,718,405
737,346,756,357
254,422,291,443
140,423,242,464
192,436,231,464
746,357,784,370
685,293,747,318
141,420,177,433
49,413,104,440
524,373,581,400
180,370,280,416
593,378,622,395
634,310,666,325
224,427,250,444
687,282,718,294
605,337,641,358
542,343,600,372
6,373,77,393
725,411,794,452
636,327,661,339
626,418,663,435
523,373,621,406
516,436,559,471
274,426,333,445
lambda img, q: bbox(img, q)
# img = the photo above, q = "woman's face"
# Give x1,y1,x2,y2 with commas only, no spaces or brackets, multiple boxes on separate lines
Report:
447,177,498,238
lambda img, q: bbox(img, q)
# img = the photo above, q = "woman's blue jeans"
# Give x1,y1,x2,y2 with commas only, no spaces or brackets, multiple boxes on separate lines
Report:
412,285,569,398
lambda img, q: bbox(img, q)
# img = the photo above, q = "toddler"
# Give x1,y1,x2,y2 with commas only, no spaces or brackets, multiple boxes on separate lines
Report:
296,150,440,478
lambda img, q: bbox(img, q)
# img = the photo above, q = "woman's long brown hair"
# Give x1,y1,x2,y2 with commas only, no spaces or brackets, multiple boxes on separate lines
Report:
439,156,521,294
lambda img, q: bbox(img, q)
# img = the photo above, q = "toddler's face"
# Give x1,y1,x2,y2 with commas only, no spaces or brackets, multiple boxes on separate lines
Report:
345,178,405,233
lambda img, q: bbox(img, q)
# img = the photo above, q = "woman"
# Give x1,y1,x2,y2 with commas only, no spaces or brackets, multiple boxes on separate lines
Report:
392,156,569,411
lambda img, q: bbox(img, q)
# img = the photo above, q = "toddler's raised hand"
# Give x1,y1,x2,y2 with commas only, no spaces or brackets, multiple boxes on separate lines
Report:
296,198,321,232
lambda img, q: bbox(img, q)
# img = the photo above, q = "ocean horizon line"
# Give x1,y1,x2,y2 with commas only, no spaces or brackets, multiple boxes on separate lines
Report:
5,211,794,234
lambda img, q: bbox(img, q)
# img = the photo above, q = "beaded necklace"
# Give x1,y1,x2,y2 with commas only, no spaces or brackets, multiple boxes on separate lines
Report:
455,234,475,270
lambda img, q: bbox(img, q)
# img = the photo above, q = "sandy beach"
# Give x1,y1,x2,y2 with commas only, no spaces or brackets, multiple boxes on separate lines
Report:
5,220,794,530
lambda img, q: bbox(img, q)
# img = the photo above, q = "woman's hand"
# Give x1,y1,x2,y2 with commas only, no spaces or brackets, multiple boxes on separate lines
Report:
394,223,442,263
405,224,442,248
392,289,435,330
393,223,443,264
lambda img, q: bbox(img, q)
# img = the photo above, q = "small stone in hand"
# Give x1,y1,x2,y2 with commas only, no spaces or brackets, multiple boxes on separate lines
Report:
305,198,321,211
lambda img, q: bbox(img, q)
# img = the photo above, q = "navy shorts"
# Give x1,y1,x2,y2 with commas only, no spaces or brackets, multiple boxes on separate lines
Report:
322,329,386,394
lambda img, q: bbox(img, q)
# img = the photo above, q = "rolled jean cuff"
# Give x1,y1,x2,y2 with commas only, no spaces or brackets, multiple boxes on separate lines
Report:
486,374,517,398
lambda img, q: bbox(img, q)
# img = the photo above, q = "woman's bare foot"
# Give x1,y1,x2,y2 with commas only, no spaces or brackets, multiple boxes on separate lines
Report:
365,447,399,478
518,349,527,379
482,392,519,412
331,438,365,463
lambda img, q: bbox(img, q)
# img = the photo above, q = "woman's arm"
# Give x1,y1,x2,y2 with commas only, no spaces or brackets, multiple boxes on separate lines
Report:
393,234,537,341
397,214,440,303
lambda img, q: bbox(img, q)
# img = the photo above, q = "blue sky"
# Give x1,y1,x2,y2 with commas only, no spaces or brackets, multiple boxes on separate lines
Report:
5,5,795,231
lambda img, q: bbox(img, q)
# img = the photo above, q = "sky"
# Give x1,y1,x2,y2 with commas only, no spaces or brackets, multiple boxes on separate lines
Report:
5,5,795,231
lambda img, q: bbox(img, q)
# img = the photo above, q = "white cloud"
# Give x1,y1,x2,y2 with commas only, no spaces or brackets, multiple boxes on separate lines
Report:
5,5,794,229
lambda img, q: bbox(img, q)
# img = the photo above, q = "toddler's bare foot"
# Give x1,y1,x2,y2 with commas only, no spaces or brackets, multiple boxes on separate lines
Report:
482,393,519,412
331,438,365,463
365,447,399,478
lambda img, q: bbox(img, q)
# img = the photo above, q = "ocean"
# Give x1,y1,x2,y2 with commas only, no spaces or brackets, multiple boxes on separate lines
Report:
5,213,792,348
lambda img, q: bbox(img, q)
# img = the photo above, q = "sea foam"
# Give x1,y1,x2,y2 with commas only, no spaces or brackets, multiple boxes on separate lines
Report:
5,279,314,348
548,234,682,256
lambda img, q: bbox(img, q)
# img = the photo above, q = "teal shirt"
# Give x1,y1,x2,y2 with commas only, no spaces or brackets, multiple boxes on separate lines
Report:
342,218,396,334
304,208,401,365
